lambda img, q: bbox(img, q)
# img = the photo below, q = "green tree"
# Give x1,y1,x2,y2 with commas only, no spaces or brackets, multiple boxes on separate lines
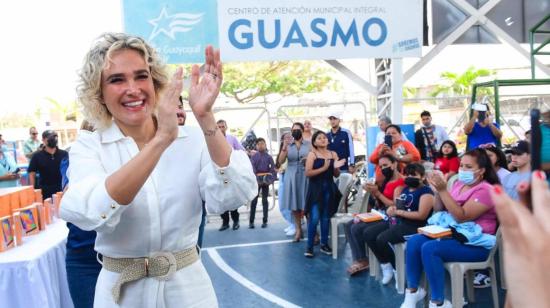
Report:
44,97,80,122
429,66,495,97
220,61,339,104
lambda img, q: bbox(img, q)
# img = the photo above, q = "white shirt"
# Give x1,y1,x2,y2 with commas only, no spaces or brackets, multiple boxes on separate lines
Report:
60,123,257,307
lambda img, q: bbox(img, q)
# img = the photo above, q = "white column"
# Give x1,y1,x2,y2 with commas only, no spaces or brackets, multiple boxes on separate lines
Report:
391,58,404,124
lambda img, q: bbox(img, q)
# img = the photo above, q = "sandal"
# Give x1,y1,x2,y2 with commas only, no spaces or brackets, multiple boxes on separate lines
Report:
347,262,369,276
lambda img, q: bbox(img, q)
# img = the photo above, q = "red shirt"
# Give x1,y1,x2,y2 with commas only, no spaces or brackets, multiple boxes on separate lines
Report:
435,156,460,175
382,178,405,200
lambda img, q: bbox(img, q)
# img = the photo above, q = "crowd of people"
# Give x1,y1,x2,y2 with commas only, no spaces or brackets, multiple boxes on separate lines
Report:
1,31,549,308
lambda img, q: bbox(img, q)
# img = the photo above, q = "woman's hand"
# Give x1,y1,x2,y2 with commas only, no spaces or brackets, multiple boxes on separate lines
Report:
323,159,331,170
386,206,396,217
188,46,223,119
490,171,550,308
428,172,447,192
379,144,390,156
334,158,346,169
364,183,379,195
156,67,184,146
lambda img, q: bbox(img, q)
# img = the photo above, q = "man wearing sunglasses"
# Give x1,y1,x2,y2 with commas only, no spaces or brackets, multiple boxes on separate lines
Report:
23,126,41,160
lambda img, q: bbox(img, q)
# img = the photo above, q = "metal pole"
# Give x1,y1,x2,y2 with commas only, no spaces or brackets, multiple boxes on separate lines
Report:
391,58,404,124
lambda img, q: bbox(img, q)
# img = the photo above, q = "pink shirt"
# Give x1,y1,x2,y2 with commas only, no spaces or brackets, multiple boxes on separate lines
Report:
450,180,497,235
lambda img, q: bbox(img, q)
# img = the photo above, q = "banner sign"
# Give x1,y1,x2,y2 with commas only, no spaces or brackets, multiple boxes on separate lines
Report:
218,0,423,62
122,0,422,63
122,0,219,63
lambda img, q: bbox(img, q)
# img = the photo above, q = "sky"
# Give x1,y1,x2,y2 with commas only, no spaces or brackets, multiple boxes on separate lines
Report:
0,1,548,116
0,1,123,114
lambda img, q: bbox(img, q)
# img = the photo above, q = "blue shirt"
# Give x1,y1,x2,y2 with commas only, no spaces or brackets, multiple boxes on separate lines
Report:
0,152,18,188
327,127,354,171
502,171,531,201
467,122,500,150
396,185,433,227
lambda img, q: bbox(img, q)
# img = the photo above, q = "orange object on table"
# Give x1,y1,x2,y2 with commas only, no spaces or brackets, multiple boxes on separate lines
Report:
43,198,52,225
36,203,47,231
0,215,15,252
13,212,23,246
0,186,35,215
34,189,43,203
0,194,10,218
13,204,40,236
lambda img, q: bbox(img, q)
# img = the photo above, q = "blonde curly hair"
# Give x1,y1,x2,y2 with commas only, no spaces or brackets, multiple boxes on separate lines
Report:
76,33,168,130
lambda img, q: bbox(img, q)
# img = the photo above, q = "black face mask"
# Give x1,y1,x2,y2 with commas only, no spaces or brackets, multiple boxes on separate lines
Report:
292,130,302,140
404,177,421,188
381,167,394,179
46,136,58,148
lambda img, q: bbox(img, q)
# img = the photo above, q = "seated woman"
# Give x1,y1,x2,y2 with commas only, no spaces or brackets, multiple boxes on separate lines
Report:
370,125,421,184
483,145,509,183
434,140,459,181
401,149,499,308
345,154,405,275
365,163,434,285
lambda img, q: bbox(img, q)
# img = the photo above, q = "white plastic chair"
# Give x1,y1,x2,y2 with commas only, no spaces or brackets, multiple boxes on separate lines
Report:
443,230,501,308
393,242,407,294
368,247,381,280
330,191,370,259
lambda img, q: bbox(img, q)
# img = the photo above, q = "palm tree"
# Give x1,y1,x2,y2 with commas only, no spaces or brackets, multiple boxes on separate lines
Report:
429,67,495,97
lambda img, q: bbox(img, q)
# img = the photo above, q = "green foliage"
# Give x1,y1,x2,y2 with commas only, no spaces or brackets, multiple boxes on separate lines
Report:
44,97,79,121
0,113,36,129
403,87,418,98
220,61,339,104
430,67,495,97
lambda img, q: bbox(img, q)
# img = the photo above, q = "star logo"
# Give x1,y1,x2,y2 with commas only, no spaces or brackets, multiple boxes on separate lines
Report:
148,7,203,41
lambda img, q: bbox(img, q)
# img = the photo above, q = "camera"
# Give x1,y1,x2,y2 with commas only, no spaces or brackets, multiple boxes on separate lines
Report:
472,102,488,122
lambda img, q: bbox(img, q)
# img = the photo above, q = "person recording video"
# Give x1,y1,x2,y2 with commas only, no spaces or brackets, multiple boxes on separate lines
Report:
464,101,502,150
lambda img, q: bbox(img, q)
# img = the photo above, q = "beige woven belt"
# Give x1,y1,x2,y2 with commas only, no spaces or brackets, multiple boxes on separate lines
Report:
102,247,199,304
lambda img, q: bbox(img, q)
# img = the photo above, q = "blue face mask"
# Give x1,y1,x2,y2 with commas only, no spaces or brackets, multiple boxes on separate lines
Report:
458,169,477,185
0,145,8,153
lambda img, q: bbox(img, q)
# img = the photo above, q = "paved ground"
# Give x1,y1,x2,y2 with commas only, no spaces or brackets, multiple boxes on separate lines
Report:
201,206,505,308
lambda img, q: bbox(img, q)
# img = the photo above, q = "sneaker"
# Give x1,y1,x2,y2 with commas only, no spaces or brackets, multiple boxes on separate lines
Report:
473,272,491,288
284,226,291,233
304,248,314,258
248,223,255,229
219,225,229,231
428,300,452,308
381,263,394,285
261,223,267,228
285,226,296,236
320,245,333,255
232,223,240,230
400,288,426,308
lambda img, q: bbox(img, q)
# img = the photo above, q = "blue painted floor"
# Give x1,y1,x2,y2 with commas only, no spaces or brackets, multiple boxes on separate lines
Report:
201,211,505,308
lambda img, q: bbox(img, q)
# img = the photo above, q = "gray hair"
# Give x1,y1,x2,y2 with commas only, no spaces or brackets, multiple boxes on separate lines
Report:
378,115,392,124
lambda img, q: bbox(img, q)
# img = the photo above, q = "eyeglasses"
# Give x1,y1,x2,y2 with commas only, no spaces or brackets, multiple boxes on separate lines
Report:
31,133,38,135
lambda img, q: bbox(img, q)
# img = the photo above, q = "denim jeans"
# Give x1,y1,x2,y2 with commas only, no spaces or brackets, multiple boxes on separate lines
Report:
65,245,102,308
405,234,490,302
307,201,330,249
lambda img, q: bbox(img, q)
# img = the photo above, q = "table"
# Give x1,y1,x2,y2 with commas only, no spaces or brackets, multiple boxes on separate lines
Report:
0,220,74,308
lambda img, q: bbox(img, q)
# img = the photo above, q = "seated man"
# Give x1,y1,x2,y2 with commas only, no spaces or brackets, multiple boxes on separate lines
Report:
502,141,531,200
